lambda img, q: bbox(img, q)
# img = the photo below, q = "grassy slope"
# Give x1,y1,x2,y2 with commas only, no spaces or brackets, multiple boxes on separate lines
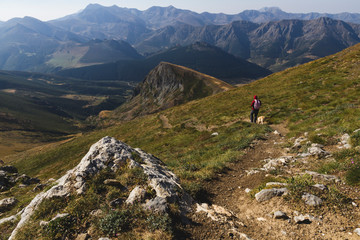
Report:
4,43,360,194
0,71,133,157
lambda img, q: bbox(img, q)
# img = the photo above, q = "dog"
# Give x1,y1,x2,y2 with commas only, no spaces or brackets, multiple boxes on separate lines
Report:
257,116,265,124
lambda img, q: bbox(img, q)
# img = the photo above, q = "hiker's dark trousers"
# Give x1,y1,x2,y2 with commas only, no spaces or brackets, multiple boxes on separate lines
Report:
250,109,259,123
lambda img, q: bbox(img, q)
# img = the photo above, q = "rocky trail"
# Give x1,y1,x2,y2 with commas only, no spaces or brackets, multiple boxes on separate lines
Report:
184,124,360,240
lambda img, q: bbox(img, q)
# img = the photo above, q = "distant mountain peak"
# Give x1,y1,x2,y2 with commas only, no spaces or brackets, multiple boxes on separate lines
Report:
259,7,284,13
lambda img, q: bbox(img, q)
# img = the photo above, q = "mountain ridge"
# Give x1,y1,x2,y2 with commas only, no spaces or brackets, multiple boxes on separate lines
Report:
113,61,234,120
57,42,272,84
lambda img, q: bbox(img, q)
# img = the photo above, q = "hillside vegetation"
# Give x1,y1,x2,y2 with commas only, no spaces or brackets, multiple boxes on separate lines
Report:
5,42,360,189
1,43,360,239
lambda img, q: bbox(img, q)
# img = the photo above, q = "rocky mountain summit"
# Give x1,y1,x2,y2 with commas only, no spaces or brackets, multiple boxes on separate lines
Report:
114,62,234,120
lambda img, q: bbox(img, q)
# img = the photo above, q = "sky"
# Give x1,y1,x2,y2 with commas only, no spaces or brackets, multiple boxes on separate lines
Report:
0,0,359,22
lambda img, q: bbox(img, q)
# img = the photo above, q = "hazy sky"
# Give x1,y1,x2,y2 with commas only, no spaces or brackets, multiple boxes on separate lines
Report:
0,0,359,21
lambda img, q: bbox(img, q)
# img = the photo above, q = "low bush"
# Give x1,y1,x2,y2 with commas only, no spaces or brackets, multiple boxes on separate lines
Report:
43,215,76,240
146,213,172,232
99,209,132,237
351,131,360,147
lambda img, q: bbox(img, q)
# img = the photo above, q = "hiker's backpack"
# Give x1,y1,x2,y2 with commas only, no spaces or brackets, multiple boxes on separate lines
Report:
254,99,261,109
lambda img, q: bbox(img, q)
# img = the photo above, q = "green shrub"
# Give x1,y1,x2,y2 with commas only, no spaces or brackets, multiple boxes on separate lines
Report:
99,210,132,237
345,163,360,185
286,174,315,201
309,134,326,145
67,193,100,224
327,187,352,207
351,131,360,147
43,214,76,240
317,161,341,174
146,213,172,232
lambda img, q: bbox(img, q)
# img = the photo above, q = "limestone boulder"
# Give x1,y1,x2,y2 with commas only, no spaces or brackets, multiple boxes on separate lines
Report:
126,186,146,204
302,193,323,206
255,188,288,202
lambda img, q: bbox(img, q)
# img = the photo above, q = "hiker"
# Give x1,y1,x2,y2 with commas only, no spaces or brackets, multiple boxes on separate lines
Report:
250,95,261,123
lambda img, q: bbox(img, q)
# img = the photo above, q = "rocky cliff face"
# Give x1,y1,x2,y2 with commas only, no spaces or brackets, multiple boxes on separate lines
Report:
115,62,234,120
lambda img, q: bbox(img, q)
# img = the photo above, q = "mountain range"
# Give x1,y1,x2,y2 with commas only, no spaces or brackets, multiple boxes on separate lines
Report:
51,4,360,34
0,4,359,73
57,42,272,84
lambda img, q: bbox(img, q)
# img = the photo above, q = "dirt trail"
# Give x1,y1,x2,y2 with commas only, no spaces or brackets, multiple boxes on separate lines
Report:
184,124,360,240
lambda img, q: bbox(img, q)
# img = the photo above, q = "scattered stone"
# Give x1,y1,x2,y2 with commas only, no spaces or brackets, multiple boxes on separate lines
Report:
273,130,281,135
245,188,251,193
294,214,313,224
352,202,358,207
292,136,308,149
274,211,288,219
305,171,340,183
354,228,360,236
211,132,219,136
0,197,18,213
255,188,288,202
304,144,330,158
144,197,168,213
302,193,323,206
75,233,90,240
196,203,234,222
294,214,321,224
90,209,103,217
313,184,327,191
338,133,351,149
262,156,294,171
257,217,267,221
126,186,146,204
245,169,260,176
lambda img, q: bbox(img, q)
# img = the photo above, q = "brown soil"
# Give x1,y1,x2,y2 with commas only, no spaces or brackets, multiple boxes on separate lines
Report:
182,124,360,240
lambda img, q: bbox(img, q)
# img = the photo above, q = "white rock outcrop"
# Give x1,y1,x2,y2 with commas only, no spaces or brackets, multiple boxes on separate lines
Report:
7,136,184,240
